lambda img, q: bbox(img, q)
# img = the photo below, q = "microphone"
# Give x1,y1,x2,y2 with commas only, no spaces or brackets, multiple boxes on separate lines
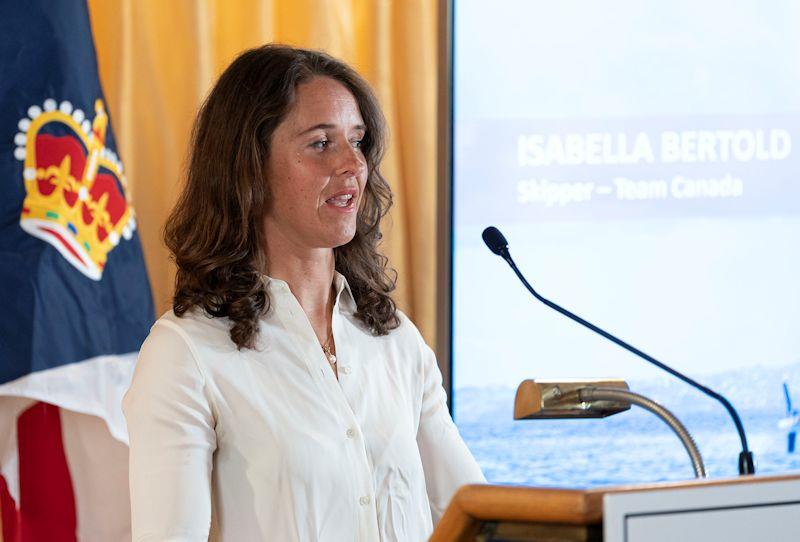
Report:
482,226,509,257
482,225,755,475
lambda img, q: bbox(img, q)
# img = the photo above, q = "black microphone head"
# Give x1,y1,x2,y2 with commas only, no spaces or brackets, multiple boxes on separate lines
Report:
482,226,509,257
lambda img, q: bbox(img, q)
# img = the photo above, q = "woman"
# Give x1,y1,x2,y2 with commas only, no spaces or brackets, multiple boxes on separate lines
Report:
123,44,485,542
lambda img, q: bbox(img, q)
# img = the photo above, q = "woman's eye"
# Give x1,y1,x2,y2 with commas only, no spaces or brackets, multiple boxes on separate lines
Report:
311,140,329,150
351,139,363,149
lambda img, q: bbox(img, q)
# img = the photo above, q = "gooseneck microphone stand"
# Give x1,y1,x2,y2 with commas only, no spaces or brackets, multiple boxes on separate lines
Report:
482,226,755,475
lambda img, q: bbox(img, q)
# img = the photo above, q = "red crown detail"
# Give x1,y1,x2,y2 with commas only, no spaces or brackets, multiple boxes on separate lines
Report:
15,99,137,280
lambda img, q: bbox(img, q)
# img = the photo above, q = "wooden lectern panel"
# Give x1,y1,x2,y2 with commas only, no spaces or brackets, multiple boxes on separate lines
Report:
430,473,800,542
432,484,603,541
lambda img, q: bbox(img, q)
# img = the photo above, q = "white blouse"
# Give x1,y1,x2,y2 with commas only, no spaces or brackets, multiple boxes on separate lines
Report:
123,272,485,542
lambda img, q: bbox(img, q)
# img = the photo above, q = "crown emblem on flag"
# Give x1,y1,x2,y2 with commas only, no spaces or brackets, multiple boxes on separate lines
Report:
14,99,137,281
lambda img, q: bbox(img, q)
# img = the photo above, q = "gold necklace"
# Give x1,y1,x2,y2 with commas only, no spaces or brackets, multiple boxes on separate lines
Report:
321,331,337,365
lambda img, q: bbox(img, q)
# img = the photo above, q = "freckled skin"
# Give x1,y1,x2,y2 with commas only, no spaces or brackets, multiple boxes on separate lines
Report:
264,77,368,251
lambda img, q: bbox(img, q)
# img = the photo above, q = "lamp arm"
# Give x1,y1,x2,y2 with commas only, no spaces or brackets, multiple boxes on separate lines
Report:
579,387,707,479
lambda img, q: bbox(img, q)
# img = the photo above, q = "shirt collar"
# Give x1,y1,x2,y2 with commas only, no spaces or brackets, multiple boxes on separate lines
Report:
333,271,357,314
261,271,356,314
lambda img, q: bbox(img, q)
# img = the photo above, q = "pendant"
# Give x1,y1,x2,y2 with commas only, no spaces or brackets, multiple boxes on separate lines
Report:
322,344,337,365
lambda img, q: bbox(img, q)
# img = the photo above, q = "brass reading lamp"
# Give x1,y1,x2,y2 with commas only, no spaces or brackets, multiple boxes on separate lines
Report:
514,378,706,478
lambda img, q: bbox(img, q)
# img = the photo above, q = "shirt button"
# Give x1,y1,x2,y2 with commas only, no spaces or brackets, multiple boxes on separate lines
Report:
346,428,356,439
359,495,371,506
341,366,352,375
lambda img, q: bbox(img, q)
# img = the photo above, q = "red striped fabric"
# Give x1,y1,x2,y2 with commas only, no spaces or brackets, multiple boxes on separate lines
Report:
1,402,78,541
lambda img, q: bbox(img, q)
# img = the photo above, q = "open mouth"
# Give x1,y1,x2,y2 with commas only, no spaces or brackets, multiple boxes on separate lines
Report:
325,193,356,209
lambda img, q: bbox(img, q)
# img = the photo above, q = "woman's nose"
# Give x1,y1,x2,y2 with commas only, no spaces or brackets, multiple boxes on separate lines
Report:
335,144,366,177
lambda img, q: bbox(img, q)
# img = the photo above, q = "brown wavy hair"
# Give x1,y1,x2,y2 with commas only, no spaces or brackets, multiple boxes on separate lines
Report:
164,44,399,349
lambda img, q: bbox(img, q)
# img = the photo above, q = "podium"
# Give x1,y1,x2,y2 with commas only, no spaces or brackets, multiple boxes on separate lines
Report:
430,473,800,542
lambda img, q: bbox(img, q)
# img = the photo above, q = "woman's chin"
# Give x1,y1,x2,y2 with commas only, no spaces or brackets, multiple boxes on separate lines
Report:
331,232,357,249
332,217,360,243
316,225,357,249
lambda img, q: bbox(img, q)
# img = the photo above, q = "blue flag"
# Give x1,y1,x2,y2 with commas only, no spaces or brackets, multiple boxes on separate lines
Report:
0,0,155,385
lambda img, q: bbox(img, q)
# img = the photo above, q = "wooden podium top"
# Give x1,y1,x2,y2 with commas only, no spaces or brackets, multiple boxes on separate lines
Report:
430,473,800,542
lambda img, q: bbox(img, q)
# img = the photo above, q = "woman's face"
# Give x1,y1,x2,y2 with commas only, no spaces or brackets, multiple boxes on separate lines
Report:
264,76,368,252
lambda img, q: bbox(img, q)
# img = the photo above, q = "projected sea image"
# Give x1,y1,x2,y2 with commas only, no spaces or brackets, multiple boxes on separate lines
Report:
455,365,800,488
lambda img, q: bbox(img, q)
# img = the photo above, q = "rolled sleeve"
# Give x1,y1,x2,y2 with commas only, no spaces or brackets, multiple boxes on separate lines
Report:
123,321,217,542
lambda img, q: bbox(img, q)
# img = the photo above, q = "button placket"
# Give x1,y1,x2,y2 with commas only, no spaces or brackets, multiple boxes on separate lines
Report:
342,424,373,514
328,298,375,518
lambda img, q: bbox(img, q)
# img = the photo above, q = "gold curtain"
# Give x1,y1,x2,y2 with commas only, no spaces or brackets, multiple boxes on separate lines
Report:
87,0,440,346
